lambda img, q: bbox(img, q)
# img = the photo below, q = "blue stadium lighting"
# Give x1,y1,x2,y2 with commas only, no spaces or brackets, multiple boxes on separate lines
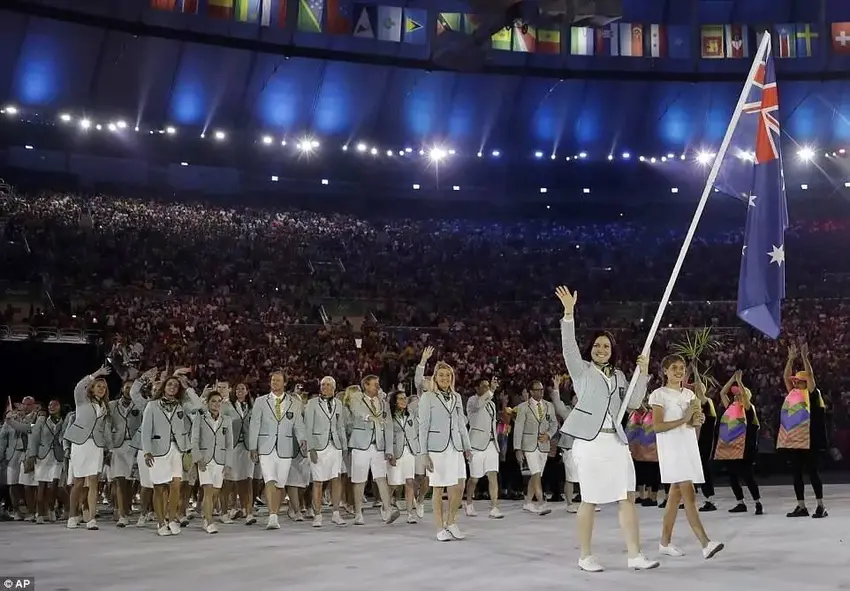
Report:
550,154,556,160
370,147,378,155
801,184,808,190
79,118,91,129
341,144,348,151
200,133,205,139
107,123,117,132
180,161,188,166
59,113,71,122
398,150,404,156
271,175,278,181
452,185,460,191
680,154,686,160
671,187,679,194
95,124,102,130
477,151,482,157
429,147,446,161
356,142,367,152
565,156,571,161
134,126,139,132
24,145,33,150
262,135,273,145
419,149,425,156
696,151,713,165
386,150,393,156
667,153,675,159
607,154,614,161
448,149,456,155
661,156,667,162
583,188,591,194
491,150,500,157
622,152,631,159
534,151,543,158
412,184,420,190
4,105,17,115
116,120,127,129
540,187,548,194
321,179,329,185
311,140,319,148
650,157,657,163
165,126,175,135
405,147,412,153
638,156,645,162
214,130,226,140
578,152,587,159
798,146,815,161
281,140,287,146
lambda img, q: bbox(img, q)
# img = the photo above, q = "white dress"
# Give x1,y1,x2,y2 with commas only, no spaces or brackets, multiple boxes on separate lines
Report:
649,387,704,484
70,404,106,479
570,367,636,504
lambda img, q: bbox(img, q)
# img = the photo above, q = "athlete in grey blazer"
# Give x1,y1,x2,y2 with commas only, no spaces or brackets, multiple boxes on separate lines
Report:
25,401,65,522
513,383,558,515
464,379,504,519
304,376,348,527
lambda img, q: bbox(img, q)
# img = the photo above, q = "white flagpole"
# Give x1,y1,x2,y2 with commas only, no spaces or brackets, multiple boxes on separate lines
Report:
614,33,772,426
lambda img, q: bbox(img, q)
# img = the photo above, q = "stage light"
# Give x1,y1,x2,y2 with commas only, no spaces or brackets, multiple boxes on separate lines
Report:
579,152,587,159
845,181,850,188
680,154,686,160
550,154,556,160
405,147,412,153
650,157,656,163
622,152,631,159
281,140,287,146
116,120,127,129
200,133,205,139
262,135,273,145
448,149,456,155
671,187,679,194
477,151,482,157
321,179,329,185
271,175,278,181
107,123,117,132
24,145,33,150
342,145,348,151
565,157,571,161
430,147,447,161
419,149,425,156
583,188,591,194
607,155,614,161
398,150,404,156
800,184,808,190
540,188,548,193
386,150,393,156
299,139,315,152
534,151,543,158
311,140,319,148
661,156,667,162
798,146,815,161
180,162,188,166
638,156,645,162
696,151,713,165
491,150,500,157
370,147,378,155
412,184,420,190
4,105,17,115
452,185,460,191
667,153,674,159
214,130,226,140
840,148,846,155
95,124,102,130
165,126,176,134
59,113,71,122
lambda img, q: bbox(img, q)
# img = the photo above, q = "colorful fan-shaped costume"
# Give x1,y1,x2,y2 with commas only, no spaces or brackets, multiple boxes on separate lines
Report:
627,409,657,462
714,401,747,460
777,388,811,450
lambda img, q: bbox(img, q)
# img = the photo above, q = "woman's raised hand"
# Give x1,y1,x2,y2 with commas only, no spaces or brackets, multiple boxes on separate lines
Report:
555,286,577,315
636,355,649,374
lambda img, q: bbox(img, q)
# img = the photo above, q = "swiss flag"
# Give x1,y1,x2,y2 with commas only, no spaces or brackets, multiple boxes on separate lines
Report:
833,23,850,55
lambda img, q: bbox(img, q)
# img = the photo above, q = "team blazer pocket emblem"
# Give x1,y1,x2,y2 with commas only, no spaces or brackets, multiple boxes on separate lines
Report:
177,411,184,419
407,419,414,426
382,411,387,419
222,427,228,434
286,411,294,420
132,409,140,416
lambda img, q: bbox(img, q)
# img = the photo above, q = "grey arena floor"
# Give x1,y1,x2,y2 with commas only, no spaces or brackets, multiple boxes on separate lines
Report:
0,485,847,591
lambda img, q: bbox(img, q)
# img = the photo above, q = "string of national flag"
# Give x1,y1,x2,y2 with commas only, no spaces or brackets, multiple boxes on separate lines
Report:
148,1,850,59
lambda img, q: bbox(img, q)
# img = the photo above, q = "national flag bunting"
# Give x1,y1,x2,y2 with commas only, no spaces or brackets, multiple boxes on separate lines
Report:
297,0,323,32
667,25,690,59
208,0,234,18
537,29,561,55
513,24,536,52
595,24,619,56
645,24,666,57
402,8,425,44
795,23,818,57
831,23,850,55
701,25,725,58
376,6,402,42
436,13,461,35
325,0,350,34
619,22,643,56
774,24,795,58
353,5,376,38
725,24,749,58
491,27,511,51
570,27,594,55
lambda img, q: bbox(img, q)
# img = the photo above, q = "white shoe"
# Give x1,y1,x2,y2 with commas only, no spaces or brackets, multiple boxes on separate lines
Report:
86,519,99,530
385,507,400,524
416,503,425,519
628,554,660,570
489,507,504,519
407,513,418,524
116,516,128,528
219,514,234,525
659,543,685,557
446,523,466,540
35,516,44,525
157,524,171,536
565,503,579,514
47,510,57,522
702,541,724,559
245,514,257,525
205,521,219,534
537,503,552,516
354,512,365,525
331,511,346,526
66,517,79,529
465,503,478,517
227,508,238,521
305,508,315,518
186,507,197,519
179,516,190,527
135,514,147,527
168,520,181,535
82,509,91,522
266,514,280,530
436,529,453,542
312,515,323,528
578,556,604,572
522,503,540,514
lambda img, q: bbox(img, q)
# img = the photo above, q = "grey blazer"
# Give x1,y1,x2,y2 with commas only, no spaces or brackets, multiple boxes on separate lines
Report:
63,375,113,449
466,392,498,451
560,318,647,443
222,400,251,451
191,412,234,468
305,397,347,452
391,410,421,458
109,397,144,449
26,415,66,462
247,393,307,458
62,412,75,456
1,418,32,464
418,390,471,454
140,396,197,457
513,399,558,453
345,394,393,452
550,391,574,450
129,380,203,451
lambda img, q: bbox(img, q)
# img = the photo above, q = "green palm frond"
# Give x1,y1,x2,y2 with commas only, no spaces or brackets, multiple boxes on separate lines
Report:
670,328,723,388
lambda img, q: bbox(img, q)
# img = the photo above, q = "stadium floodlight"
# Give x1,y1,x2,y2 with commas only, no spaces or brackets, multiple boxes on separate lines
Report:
370,147,378,155
386,150,393,156
534,151,543,158
412,184,420,189
649,157,657,163
405,147,412,153
696,151,713,165
311,140,319,148
477,151,483,157
622,152,631,159
107,123,117,132
398,150,404,156
214,130,226,140
430,147,447,161
840,148,846,155
321,179,329,185
583,188,591,194
342,145,348,151
845,181,850,188
452,185,460,191
607,154,614,161
95,124,102,130
60,113,72,122
578,152,587,159
550,154,556,160
448,149,456,155
180,162,188,166
80,118,91,129
671,187,679,194
24,145,33,150
798,146,815,161
800,184,808,190
540,187,548,194
667,153,675,159
491,150,500,157
116,120,127,129
271,175,278,181
354,142,366,152
281,140,287,146
165,126,176,134
262,135,273,145
4,105,18,115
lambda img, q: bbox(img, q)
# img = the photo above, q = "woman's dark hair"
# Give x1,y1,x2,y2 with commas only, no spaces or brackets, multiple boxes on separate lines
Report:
583,330,620,368
388,389,408,415
229,382,254,409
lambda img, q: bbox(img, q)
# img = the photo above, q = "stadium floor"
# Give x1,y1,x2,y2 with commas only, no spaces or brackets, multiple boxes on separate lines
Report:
0,485,847,590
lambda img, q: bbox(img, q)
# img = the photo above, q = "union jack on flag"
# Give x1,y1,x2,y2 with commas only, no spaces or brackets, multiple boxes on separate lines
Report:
713,35,788,338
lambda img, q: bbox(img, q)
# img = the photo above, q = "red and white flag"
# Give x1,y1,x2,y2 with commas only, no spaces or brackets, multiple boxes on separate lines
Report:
725,24,749,58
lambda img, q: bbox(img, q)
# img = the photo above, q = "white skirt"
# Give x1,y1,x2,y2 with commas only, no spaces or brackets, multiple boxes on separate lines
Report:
427,448,466,488
5,460,20,485
110,442,135,480
288,455,312,488
70,439,104,479
226,445,254,481
35,457,63,483
310,447,343,482
469,442,499,479
525,449,548,476
341,451,351,475
253,462,263,480
562,449,579,483
148,444,183,485
137,450,153,488
387,449,416,486
572,433,635,504
198,462,225,488
18,460,36,486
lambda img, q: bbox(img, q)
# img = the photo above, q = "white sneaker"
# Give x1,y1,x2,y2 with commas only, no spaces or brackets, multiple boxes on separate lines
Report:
157,524,171,536
82,509,91,522
522,503,540,514
179,516,190,527
266,514,280,530
628,554,660,570
489,507,504,519
446,523,466,540
659,543,685,557
331,511,346,526
565,503,579,513
465,503,478,517
305,508,315,518
116,516,128,528
227,508,238,521
168,520,181,535
66,517,79,529
416,503,425,519
47,510,56,522
436,529,453,541
245,514,257,525
407,513,418,524
537,503,552,516
384,507,400,524
312,515,322,528
205,521,219,534
219,514,234,524
702,541,724,559
578,556,604,572
35,516,44,525
135,514,147,527
86,519,99,530
354,512,365,525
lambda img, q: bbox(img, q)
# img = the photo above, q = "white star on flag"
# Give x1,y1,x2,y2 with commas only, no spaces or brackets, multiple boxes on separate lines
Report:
767,244,785,265
748,195,757,207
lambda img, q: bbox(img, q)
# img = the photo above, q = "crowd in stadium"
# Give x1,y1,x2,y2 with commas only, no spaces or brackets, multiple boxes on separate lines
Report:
1,191,848,463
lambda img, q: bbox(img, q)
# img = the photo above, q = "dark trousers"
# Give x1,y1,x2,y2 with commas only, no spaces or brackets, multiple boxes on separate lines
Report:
634,461,660,492
726,460,760,502
700,455,715,498
787,449,824,501
542,455,565,498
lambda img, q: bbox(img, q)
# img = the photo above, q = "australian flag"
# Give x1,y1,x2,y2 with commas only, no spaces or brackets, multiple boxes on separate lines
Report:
714,35,788,338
